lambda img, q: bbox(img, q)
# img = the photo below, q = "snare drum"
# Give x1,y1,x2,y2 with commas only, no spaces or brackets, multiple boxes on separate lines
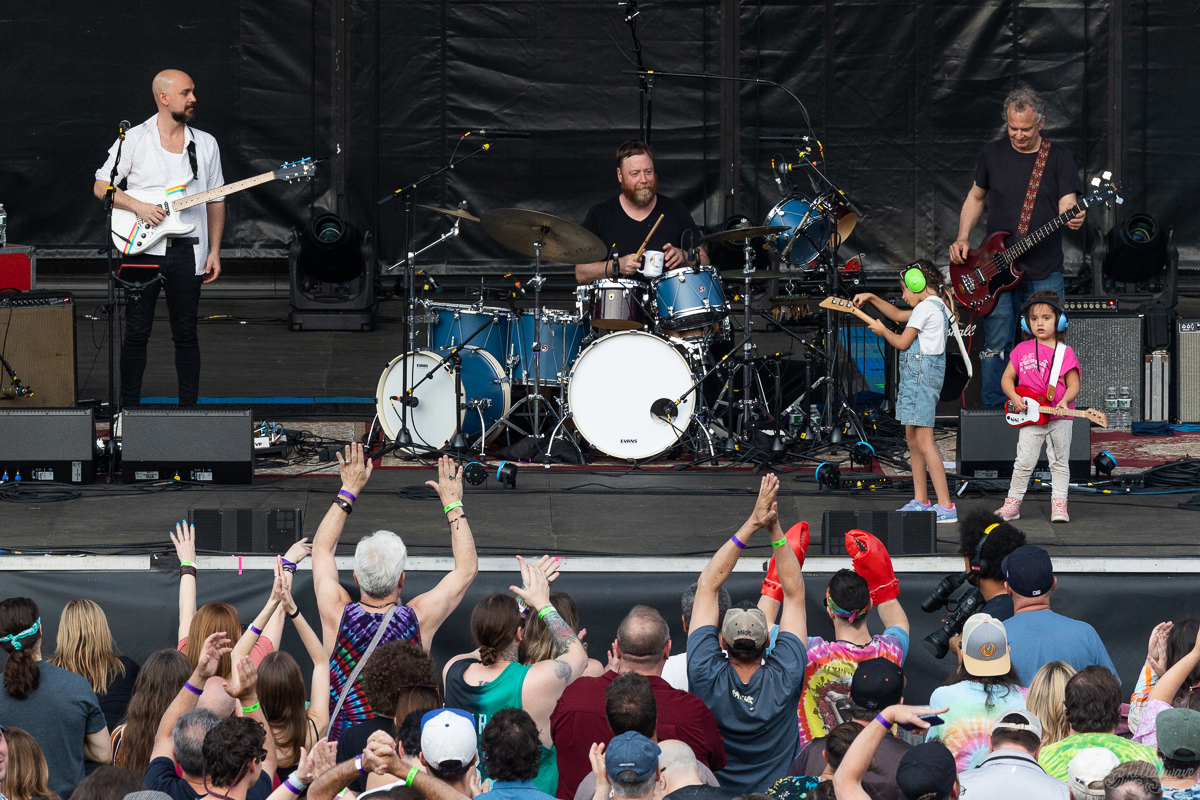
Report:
587,279,650,330
511,309,588,386
763,197,835,269
652,266,728,332
425,302,513,369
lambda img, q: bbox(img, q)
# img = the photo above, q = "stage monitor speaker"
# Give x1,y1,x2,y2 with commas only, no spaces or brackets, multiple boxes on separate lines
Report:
958,408,1092,482
1069,311,1143,427
0,292,76,407
121,409,253,484
0,407,95,483
187,508,303,553
821,510,937,556
1179,320,1200,423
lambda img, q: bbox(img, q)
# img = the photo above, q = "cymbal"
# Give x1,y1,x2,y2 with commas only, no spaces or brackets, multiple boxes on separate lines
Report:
720,269,779,282
479,208,608,264
418,204,480,222
701,226,791,244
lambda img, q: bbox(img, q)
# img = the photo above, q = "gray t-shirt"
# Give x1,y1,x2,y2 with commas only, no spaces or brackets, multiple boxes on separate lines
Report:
0,662,107,798
686,626,807,794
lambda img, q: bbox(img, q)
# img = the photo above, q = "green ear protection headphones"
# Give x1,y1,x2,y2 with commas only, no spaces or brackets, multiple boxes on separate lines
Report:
901,264,928,293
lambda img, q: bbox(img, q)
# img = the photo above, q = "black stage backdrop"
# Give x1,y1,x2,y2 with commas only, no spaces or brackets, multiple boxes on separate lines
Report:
0,569,1188,708
0,1,1195,270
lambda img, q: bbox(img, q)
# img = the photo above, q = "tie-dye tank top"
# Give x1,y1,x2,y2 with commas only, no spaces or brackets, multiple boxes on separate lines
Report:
796,631,907,747
328,602,421,741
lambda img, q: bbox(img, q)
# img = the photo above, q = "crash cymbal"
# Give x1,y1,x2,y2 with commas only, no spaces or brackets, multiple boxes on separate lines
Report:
720,269,779,282
701,226,791,244
480,208,608,264
418,204,480,222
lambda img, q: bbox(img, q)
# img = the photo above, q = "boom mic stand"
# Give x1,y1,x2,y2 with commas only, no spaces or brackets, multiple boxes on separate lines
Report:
102,120,129,482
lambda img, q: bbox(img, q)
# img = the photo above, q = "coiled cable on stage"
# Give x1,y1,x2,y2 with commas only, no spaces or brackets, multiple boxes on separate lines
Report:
1144,458,1200,489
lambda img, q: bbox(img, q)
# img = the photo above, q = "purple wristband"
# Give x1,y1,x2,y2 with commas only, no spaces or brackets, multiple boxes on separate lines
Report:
250,624,263,635
184,680,202,696
279,557,297,573
338,488,357,503
876,713,891,731
730,535,746,550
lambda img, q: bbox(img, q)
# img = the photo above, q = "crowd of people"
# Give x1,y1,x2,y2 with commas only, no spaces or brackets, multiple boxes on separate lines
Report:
2,445,1198,800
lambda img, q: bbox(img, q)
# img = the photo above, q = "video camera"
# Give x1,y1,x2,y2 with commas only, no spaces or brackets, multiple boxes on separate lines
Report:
920,572,985,659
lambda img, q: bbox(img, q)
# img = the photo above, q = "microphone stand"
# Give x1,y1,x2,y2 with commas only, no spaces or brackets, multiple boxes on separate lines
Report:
376,142,490,451
102,123,128,482
401,317,494,454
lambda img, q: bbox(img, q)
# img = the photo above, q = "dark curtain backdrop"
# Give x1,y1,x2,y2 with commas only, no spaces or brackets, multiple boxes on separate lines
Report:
0,1,1195,270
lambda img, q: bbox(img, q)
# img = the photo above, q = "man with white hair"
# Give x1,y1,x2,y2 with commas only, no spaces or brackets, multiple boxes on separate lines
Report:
314,445,479,740
659,741,736,800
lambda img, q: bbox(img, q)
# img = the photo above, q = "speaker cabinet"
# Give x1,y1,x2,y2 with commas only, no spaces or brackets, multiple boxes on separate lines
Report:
0,292,75,407
1069,312,1143,428
121,409,253,484
958,408,1092,482
188,508,303,553
1178,320,1200,423
821,510,937,556
0,407,95,483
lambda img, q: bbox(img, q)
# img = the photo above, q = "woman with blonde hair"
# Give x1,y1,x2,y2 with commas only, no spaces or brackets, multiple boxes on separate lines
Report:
110,648,192,774
1026,660,1077,746
518,591,605,676
49,599,140,731
0,726,59,800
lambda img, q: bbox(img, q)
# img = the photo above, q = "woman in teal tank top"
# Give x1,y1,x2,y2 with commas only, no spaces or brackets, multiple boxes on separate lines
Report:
442,556,589,796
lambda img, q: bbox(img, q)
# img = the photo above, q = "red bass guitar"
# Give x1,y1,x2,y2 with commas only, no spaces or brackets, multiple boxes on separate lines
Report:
1004,385,1108,428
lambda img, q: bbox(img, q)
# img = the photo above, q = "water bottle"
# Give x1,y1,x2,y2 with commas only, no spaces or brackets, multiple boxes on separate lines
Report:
0,204,7,248
1118,386,1132,428
1105,386,1118,414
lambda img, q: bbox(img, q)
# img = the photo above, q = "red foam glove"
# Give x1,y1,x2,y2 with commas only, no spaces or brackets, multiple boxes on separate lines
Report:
761,521,810,602
846,528,900,605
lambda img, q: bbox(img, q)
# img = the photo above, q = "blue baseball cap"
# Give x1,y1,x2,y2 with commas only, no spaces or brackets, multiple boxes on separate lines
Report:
1001,544,1055,597
604,731,661,783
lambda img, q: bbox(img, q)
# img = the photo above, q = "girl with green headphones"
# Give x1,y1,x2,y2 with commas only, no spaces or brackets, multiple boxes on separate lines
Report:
853,261,959,524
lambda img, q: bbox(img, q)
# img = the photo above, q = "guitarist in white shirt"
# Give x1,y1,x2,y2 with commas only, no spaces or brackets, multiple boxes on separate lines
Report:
92,69,225,407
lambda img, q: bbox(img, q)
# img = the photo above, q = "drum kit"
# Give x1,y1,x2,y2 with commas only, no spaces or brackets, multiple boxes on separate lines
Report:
374,166,864,465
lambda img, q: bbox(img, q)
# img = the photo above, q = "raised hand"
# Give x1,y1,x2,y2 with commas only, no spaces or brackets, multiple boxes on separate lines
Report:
748,473,780,530
309,738,338,779
195,631,231,680
273,558,298,616
1147,621,1173,676
530,554,563,585
846,528,899,605
509,555,551,613
424,455,464,507
589,741,610,799
225,655,258,702
336,442,373,495
283,537,312,566
171,520,197,563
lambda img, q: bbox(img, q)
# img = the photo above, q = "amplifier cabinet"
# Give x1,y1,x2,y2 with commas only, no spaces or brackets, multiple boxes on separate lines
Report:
0,292,76,407
1068,312,1142,428
0,407,95,483
958,408,1092,482
1179,320,1200,423
188,508,303,554
821,510,937,556
121,409,253,484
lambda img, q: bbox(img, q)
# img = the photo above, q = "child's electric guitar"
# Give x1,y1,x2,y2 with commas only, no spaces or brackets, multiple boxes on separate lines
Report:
818,295,879,325
110,158,318,255
1004,386,1108,428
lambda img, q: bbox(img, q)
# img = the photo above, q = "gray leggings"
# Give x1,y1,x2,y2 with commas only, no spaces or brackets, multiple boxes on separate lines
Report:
1009,418,1073,500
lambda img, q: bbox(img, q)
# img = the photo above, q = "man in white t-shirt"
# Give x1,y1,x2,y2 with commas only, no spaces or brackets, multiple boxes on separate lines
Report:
93,69,225,407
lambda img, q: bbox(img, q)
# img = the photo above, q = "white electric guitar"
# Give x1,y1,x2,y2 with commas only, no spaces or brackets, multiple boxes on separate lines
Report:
110,158,317,255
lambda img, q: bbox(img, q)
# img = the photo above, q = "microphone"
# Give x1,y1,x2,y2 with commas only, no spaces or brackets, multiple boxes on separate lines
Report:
119,119,131,132
776,161,810,175
772,164,787,197
389,395,419,408
416,270,441,292
650,398,679,423
468,129,532,139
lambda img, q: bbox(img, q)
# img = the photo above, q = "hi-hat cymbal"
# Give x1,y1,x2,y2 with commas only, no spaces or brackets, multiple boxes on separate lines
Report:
720,269,779,282
418,204,480,222
480,208,608,264
701,226,791,244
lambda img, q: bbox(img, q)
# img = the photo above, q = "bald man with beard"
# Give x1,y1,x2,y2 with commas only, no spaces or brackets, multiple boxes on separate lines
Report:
94,69,226,408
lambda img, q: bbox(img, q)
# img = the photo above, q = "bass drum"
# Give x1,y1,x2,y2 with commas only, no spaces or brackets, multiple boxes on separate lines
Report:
375,347,510,450
567,331,696,460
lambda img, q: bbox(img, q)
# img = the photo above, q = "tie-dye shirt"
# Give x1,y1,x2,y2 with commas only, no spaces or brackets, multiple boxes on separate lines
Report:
796,628,909,747
925,680,1028,772
328,602,421,741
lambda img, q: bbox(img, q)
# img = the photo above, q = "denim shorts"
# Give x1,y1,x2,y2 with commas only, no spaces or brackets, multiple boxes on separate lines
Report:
895,350,945,428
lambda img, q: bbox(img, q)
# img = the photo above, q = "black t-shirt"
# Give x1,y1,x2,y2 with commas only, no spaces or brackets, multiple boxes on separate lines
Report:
336,716,396,793
98,655,141,732
973,138,1085,281
581,194,703,280
664,785,739,800
788,732,911,800
981,592,1015,622
144,756,274,800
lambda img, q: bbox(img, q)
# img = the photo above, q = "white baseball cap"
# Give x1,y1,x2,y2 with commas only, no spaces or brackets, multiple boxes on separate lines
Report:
420,708,477,771
1067,748,1119,800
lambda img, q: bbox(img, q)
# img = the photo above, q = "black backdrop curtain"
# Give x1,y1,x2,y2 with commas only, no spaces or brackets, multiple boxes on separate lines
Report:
0,1,1195,270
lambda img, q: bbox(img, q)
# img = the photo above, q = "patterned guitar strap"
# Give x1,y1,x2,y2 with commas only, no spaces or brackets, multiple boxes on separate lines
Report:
1017,139,1052,237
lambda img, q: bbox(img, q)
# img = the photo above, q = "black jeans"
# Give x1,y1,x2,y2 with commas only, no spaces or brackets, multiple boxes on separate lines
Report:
120,243,204,406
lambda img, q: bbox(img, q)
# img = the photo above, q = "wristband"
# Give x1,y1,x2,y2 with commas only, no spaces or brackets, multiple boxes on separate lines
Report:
184,680,202,696
283,775,305,795
405,766,420,786
280,557,297,574
517,599,531,618
179,560,196,567
338,488,358,503
876,713,892,731
333,496,353,514
355,754,367,776
537,605,555,619
180,566,197,578
286,608,300,619
443,500,463,514
771,537,787,547
730,535,746,550
250,624,263,635
241,701,261,714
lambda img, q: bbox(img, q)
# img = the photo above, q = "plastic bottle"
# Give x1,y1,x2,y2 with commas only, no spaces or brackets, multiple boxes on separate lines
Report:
1118,386,1132,428
0,204,7,248
1105,386,1118,414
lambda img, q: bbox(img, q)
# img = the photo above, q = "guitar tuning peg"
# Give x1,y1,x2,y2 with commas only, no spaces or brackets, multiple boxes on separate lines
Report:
1116,196,1124,205
1102,170,1112,180
1091,177,1101,187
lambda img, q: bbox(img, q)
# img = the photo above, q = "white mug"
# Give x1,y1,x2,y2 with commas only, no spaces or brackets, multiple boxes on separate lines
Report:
640,250,665,278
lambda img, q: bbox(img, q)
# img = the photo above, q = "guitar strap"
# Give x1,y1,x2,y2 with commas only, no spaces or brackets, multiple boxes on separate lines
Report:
1046,342,1067,403
1017,139,1052,237
930,297,973,379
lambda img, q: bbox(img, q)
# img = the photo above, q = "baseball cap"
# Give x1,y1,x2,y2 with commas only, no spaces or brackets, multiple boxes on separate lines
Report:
991,708,1042,740
124,793,174,800
1067,748,1119,799
604,731,662,783
1158,707,1200,762
895,742,957,800
850,658,904,712
720,604,769,651
1001,545,1055,597
420,708,477,771
961,614,1011,677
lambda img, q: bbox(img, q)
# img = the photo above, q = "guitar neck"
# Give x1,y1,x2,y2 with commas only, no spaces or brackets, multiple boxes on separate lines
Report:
172,170,277,210
1003,205,1081,263
819,298,877,326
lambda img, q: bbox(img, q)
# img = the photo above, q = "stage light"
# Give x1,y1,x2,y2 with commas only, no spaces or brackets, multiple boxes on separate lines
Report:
815,461,841,489
297,212,366,283
1094,450,1118,477
1103,214,1168,283
497,461,518,489
463,462,487,486
849,440,875,466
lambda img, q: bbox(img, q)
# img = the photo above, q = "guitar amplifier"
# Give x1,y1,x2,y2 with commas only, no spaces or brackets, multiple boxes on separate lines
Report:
0,407,96,483
1062,297,1119,313
0,292,76,407
1068,312,1142,428
1178,320,1200,423
958,408,1092,482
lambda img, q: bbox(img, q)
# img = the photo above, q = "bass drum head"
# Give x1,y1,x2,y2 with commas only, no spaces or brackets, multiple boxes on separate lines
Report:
567,331,695,460
375,348,510,451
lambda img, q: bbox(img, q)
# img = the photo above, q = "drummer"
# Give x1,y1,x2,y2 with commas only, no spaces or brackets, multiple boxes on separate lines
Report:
574,140,710,284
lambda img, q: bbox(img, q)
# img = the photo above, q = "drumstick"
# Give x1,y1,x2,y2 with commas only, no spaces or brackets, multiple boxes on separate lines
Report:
634,214,666,259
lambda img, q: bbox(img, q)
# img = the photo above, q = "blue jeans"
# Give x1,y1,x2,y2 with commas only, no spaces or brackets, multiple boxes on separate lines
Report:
981,272,1065,406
